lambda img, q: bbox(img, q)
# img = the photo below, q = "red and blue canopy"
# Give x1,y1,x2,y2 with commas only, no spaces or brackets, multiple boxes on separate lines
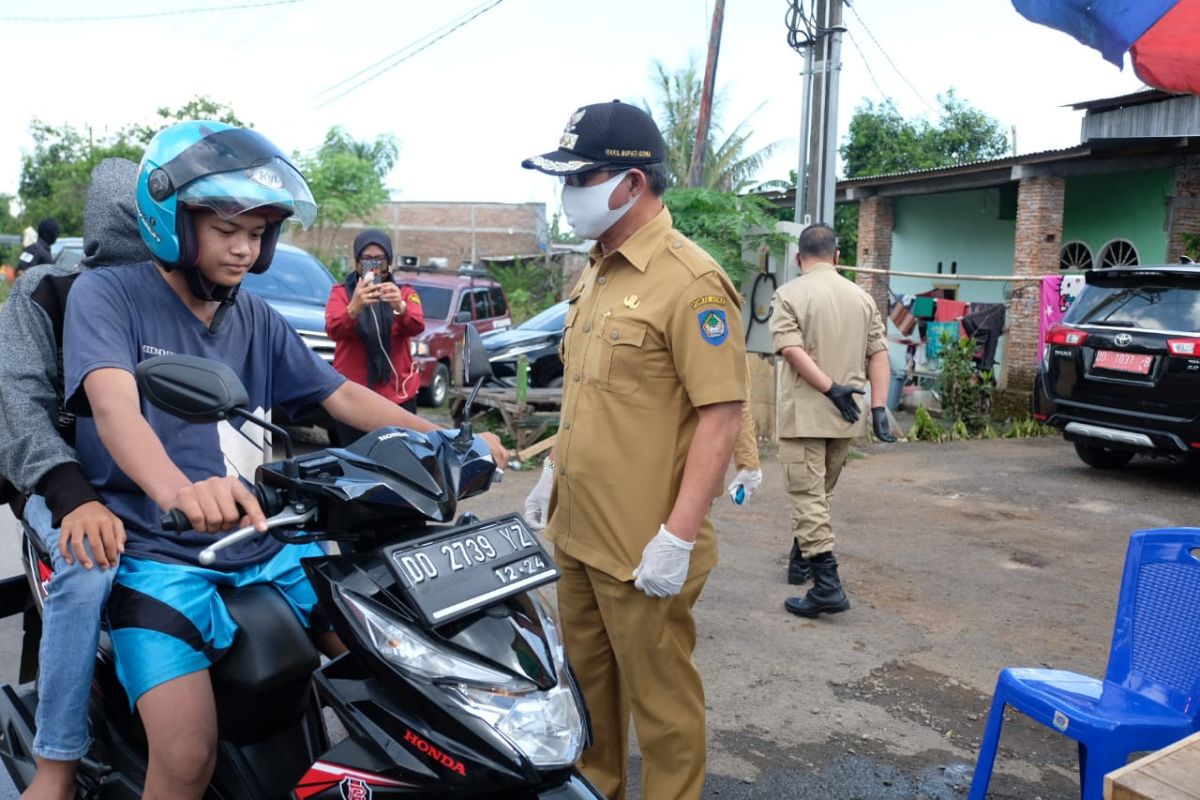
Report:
1013,0,1200,94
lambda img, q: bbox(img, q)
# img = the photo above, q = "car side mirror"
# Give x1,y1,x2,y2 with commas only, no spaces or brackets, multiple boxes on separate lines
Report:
135,354,249,423
455,310,472,324
463,324,493,385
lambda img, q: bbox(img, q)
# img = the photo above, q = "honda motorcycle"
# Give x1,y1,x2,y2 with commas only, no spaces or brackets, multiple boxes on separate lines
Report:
0,327,601,799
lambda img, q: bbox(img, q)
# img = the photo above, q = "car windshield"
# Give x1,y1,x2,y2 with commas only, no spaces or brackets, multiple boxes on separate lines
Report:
240,249,335,304
409,285,454,320
518,302,568,332
1065,281,1200,332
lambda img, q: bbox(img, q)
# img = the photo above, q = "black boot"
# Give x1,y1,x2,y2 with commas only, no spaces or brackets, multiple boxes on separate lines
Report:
787,539,811,585
785,551,850,617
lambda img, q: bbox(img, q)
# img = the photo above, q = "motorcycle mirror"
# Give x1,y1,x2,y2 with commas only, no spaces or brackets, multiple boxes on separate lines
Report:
135,354,249,423
135,354,297,469
463,324,492,386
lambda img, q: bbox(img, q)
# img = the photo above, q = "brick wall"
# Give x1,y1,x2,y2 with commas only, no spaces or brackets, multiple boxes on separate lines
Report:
285,201,546,269
855,196,894,316
1166,159,1200,262
1005,176,1066,393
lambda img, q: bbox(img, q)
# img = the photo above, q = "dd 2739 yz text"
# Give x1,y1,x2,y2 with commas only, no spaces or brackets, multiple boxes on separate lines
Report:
394,522,538,586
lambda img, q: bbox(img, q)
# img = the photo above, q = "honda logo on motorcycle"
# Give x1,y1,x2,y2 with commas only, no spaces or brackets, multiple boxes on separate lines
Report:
340,777,371,800
1114,333,1133,347
404,729,468,776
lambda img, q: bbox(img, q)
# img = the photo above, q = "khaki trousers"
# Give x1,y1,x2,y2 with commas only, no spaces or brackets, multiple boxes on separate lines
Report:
555,548,709,800
779,436,854,558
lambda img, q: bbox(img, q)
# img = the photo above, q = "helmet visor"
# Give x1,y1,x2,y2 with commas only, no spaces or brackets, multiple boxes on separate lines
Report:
178,157,318,230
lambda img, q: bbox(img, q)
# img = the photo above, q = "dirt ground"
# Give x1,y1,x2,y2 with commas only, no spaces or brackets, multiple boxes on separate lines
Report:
462,435,1200,799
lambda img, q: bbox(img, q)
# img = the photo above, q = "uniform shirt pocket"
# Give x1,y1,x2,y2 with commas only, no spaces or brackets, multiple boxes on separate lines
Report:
598,319,647,395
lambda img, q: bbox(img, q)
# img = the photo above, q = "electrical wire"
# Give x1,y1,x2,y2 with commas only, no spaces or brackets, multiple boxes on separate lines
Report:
845,28,890,101
314,0,503,108
0,0,300,23
784,0,819,52
843,0,936,113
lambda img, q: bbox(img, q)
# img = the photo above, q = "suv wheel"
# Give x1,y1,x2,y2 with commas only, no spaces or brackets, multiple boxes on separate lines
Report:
420,363,451,407
1074,442,1135,469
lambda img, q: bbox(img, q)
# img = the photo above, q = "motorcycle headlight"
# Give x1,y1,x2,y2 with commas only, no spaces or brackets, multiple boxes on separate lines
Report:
445,589,584,768
337,587,533,690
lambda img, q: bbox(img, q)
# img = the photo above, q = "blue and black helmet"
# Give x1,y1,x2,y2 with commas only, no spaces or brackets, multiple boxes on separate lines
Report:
135,121,317,282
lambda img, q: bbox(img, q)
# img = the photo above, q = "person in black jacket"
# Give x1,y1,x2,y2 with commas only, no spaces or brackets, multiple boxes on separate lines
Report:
16,217,60,276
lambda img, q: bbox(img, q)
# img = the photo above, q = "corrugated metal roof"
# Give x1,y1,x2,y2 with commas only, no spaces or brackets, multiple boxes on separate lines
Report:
836,143,1089,185
1068,88,1179,111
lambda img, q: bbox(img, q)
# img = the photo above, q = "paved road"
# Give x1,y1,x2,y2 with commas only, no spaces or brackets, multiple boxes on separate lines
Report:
2,436,1198,798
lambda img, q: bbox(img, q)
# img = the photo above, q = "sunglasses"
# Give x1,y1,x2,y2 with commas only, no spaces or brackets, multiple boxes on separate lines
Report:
560,169,631,188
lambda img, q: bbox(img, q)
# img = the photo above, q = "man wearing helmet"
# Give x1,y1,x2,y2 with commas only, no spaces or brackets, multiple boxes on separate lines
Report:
61,121,506,800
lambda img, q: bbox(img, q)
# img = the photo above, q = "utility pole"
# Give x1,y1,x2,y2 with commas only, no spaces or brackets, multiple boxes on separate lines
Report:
689,0,726,188
793,0,844,226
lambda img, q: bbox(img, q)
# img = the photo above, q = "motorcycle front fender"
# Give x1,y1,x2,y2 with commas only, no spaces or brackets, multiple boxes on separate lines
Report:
535,772,607,798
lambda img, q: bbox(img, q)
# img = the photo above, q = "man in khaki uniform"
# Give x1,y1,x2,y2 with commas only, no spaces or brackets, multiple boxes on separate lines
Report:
770,223,896,618
521,100,745,800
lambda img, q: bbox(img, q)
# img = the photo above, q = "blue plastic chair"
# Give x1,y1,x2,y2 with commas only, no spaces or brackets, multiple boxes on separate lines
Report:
968,528,1200,800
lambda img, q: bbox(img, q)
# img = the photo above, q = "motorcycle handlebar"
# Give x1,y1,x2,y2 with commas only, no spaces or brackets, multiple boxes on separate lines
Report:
197,505,319,566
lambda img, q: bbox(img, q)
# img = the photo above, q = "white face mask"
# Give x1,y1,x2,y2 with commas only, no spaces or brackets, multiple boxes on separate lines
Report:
560,171,637,240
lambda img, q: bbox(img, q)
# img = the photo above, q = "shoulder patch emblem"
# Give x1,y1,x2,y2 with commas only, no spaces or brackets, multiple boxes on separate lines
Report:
690,295,727,310
407,293,422,304
698,309,728,346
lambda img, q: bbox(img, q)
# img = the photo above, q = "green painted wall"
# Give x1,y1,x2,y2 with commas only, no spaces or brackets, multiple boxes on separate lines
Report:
1061,168,1172,266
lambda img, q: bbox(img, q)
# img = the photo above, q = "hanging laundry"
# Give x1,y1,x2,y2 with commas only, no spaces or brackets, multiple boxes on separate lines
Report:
962,303,1006,372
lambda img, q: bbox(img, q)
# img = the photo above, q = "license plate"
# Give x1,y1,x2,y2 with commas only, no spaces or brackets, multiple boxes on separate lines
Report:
386,514,558,628
1094,350,1153,374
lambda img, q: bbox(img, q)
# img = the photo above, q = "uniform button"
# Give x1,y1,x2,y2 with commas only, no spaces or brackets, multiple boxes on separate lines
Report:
573,373,581,382
672,241,683,249
611,330,619,340
583,322,591,333
598,276,607,285
564,422,571,430
559,467,566,476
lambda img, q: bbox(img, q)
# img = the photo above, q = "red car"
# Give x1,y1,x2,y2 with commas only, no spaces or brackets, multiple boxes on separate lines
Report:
400,266,513,406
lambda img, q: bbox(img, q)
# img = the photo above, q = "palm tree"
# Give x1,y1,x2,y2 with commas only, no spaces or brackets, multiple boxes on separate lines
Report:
645,58,780,192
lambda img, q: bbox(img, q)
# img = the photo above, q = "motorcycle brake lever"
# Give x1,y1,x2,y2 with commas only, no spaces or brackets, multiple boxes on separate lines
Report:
198,505,318,566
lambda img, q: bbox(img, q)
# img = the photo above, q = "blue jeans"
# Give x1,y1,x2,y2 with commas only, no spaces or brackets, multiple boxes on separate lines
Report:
23,495,117,761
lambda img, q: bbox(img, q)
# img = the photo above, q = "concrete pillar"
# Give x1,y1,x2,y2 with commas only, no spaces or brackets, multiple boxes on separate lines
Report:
855,196,894,317
1005,175,1066,395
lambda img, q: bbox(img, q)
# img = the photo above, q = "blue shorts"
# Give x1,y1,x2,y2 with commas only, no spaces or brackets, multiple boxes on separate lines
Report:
107,543,325,708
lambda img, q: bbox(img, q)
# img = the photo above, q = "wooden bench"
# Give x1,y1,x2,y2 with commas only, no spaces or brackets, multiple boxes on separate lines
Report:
1105,730,1200,799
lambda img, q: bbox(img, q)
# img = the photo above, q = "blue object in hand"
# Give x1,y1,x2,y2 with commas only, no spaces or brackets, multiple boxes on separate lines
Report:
733,485,746,505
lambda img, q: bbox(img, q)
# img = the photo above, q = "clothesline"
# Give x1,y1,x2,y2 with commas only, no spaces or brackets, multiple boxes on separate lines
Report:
851,265,1043,282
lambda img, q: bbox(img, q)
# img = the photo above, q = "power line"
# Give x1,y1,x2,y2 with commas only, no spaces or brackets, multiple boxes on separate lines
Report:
314,0,504,109
844,0,936,113
0,0,300,23
845,29,889,102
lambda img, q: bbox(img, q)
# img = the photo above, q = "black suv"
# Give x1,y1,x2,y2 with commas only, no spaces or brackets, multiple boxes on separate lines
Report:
1033,265,1200,468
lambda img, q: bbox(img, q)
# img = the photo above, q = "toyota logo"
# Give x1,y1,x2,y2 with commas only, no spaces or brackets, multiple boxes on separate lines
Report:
1114,333,1133,347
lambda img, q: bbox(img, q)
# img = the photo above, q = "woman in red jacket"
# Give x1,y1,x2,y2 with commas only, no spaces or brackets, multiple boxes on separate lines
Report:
325,229,425,443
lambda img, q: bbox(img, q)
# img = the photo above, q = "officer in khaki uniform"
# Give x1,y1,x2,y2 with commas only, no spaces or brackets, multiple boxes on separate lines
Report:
770,223,897,618
521,100,746,800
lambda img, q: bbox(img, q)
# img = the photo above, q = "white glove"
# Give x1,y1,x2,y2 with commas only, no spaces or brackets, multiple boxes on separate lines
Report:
523,458,554,531
632,525,694,597
727,468,763,505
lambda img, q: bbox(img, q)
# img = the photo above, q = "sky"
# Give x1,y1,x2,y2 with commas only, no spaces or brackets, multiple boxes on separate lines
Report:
1,0,1150,220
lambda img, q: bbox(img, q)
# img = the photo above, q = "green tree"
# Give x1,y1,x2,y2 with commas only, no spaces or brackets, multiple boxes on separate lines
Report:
16,95,248,235
128,95,248,145
664,187,790,286
840,89,1009,180
295,127,399,268
646,58,780,191
17,121,142,234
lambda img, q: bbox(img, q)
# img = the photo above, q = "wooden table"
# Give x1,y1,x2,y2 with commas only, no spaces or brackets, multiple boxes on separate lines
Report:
1105,730,1200,799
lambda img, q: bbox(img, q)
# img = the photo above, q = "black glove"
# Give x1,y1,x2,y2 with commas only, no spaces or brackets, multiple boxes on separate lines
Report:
872,406,897,442
824,383,865,423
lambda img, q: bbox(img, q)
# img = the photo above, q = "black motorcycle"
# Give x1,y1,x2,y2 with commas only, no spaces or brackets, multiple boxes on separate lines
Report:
0,327,601,799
